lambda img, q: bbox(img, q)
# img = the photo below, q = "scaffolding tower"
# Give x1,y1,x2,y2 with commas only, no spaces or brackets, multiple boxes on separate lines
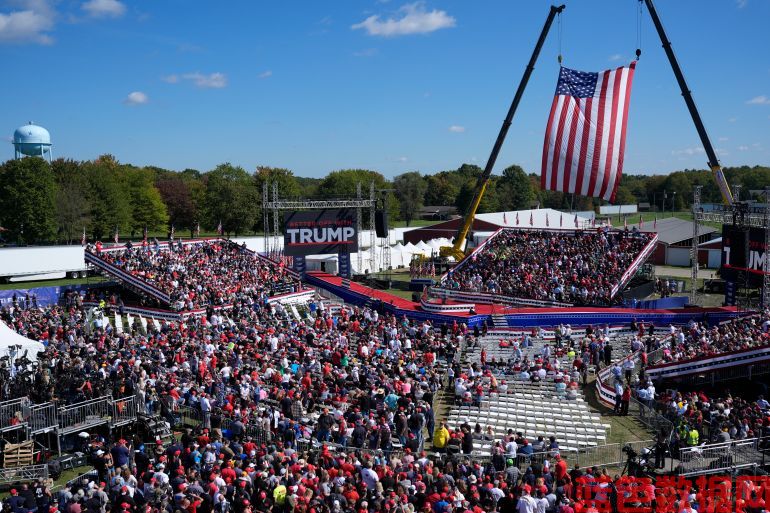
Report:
263,182,377,273
690,185,770,308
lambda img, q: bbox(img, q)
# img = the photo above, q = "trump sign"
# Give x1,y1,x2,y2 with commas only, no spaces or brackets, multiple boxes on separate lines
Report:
283,209,358,256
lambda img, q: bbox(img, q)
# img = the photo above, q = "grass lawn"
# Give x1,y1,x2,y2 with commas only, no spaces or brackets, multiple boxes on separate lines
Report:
0,276,109,291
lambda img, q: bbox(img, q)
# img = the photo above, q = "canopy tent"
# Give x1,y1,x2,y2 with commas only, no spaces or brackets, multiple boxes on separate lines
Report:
0,319,46,362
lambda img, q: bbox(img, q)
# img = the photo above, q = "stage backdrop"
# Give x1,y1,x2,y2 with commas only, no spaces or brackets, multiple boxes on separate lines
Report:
283,209,358,256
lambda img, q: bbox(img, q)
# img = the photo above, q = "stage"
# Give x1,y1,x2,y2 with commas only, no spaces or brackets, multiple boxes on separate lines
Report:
305,272,740,328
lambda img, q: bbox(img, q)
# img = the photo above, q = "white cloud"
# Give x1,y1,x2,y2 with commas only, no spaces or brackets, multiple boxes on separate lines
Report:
82,0,126,18
718,137,729,142
352,2,455,37
738,145,749,151
671,147,704,156
258,70,272,79
161,74,179,83
448,125,465,133
124,91,148,105
180,72,227,88
608,53,623,62
397,156,408,163
736,0,747,8
0,0,55,45
747,95,770,105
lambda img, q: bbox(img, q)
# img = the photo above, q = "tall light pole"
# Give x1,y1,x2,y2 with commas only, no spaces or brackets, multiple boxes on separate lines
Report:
671,192,677,217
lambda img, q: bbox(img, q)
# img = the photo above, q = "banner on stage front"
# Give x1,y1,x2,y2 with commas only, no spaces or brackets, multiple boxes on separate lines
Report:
283,209,358,256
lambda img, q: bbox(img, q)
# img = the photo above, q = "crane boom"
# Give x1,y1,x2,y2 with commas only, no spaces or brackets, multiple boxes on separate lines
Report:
441,4,566,260
643,0,733,205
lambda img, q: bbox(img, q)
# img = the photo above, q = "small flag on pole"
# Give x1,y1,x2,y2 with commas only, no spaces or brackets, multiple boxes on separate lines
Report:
639,215,644,229
81,227,86,246
624,217,628,229
143,225,148,242
195,223,201,237
113,227,119,244
217,220,223,236
653,216,657,230
515,212,519,226
546,213,549,227
170,224,175,239
559,213,563,227
574,214,579,228
503,212,507,224
529,212,534,226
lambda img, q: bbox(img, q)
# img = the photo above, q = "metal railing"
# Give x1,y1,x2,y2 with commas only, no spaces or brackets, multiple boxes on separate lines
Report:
628,396,674,439
0,397,29,431
28,402,58,433
57,396,112,435
0,464,49,485
111,396,137,427
677,436,769,476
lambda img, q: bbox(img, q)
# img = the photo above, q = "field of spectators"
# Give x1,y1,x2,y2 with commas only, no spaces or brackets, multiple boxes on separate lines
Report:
86,239,299,311
442,228,654,306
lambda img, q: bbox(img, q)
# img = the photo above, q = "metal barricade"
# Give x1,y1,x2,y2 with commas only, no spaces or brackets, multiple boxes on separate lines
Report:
0,464,49,486
678,437,766,476
629,397,673,438
111,396,138,427
58,396,112,435
28,402,58,434
575,443,624,469
0,397,30,431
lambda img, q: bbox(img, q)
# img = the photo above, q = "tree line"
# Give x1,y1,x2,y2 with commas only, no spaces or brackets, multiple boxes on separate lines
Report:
0,154,767,245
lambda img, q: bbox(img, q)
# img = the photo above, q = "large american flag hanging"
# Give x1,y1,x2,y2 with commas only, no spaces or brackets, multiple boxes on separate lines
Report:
541,62,636,202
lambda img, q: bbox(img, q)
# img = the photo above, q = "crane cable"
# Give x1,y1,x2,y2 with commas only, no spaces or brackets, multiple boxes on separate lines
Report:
636,0,643,60
557,8,563,65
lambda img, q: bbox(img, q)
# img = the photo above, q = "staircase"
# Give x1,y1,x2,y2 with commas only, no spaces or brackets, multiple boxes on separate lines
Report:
490,314,508,328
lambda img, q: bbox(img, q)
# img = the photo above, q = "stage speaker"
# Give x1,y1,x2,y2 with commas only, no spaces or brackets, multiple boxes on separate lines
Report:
375,210,388,237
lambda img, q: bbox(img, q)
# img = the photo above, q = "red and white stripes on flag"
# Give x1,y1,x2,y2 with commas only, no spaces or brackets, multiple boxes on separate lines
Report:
541,63,636,202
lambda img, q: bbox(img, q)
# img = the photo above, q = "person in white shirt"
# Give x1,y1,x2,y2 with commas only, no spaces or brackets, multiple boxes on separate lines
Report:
517,487,536,513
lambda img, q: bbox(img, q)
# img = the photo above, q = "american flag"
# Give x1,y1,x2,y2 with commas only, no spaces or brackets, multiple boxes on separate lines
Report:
217,220,223,236
113,227,119,244
529,212,533,226
515,212,519,226
142,225,148,242
81,227,86,246
541,63,636,202
195,223,200,237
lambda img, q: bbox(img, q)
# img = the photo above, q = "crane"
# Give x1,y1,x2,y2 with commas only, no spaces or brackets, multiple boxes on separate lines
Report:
440,4,565,260
440,0,733,262
642,0,733,205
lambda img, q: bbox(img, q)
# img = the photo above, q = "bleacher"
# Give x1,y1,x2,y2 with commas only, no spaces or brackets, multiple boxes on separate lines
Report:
444,331,642,457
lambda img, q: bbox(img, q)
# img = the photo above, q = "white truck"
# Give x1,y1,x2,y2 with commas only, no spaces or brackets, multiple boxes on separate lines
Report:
0,245,90,283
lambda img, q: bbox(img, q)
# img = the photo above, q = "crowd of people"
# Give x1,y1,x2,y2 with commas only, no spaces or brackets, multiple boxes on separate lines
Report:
4,289,640,513
86,240,299,311
442,229,653,306
657,311,770,364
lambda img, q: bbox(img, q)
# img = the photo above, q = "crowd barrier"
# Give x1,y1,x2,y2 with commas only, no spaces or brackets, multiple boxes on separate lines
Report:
0,464,49,486
677,436,770,476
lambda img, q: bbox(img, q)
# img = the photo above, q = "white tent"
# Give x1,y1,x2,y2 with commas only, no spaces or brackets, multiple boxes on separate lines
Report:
0,319,46,362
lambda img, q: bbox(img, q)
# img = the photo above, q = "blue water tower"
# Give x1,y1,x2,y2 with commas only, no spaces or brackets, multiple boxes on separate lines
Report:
13,122,52,162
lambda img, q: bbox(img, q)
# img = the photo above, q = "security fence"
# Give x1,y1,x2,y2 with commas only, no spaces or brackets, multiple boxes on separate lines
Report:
677,436,770,476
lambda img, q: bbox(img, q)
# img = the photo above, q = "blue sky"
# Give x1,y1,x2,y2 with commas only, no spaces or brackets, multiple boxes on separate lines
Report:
1,0,769,179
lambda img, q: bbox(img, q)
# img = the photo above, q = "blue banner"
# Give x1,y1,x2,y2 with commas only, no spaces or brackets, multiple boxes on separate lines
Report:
0,282,111,308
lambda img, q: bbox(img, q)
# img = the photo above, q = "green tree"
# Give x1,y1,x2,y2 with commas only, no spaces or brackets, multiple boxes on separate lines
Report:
83,155,132,240
51,158,91,244
424,172,460,206
254,166,301,198
0,157,57,244
156,174,202,236
393,171,427,226
126,167,168,236
317,169,399,221
497,164,534,211
204,163,258,237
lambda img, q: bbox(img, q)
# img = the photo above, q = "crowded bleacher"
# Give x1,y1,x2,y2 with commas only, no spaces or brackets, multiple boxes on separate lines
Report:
86,239,299,311
657,313,770,364
442,229,654,306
